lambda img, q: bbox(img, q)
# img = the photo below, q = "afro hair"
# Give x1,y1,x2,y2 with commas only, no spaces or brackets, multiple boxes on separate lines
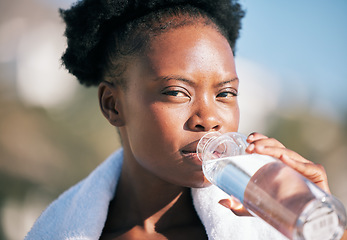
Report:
60,0,245,86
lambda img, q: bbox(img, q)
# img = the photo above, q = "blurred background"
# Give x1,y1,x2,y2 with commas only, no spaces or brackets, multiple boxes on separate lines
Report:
0,0,346,239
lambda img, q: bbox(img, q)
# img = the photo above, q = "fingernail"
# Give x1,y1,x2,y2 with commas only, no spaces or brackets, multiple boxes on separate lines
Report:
247,143,255,152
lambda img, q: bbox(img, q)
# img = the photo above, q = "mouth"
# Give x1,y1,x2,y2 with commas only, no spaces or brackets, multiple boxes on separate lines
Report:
181,149,196,155
180,141,202,165
180,141,199,155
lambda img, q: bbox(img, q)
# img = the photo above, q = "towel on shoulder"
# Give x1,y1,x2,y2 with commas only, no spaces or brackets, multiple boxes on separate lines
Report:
25,148,286,240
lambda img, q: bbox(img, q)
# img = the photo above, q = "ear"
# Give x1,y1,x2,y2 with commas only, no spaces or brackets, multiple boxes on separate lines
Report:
98,81,125,127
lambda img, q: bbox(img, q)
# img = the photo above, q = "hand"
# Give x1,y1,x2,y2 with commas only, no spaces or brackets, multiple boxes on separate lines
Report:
218,196,251,216
219,132,331,216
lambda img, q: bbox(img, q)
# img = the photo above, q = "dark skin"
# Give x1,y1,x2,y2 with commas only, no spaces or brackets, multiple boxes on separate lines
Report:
100,180,206,239
98,19,347,239
99,23,238,239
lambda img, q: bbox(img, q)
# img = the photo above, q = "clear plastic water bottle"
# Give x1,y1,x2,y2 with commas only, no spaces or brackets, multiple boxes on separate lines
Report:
197,132,346,240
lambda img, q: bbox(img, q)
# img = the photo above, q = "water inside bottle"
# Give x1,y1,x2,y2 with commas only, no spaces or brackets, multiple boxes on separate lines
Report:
202,154,342,240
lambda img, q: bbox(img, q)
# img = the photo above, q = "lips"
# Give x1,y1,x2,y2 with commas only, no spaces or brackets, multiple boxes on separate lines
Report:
181,149,196,155
181,149,199,160
180,140,199,155
180,140,202,165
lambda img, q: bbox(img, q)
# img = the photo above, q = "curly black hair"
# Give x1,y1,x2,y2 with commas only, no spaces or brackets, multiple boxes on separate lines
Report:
60,0,245,87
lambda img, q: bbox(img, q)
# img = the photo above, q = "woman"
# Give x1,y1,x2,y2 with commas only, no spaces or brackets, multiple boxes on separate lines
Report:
25,0,345,239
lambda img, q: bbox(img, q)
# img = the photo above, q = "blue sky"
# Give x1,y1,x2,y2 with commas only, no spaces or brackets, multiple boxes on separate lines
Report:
236,0,347,111
51,0,347,111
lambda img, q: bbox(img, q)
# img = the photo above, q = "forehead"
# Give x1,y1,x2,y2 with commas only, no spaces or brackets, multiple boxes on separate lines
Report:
143,24,235,77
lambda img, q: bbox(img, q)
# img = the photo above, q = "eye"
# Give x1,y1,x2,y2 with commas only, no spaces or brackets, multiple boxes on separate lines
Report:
163,90,187,97
216,88,238,98
161,87,190,102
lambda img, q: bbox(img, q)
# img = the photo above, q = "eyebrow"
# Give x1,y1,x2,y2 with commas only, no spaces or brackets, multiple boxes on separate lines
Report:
154,75,239,87
216,77,239,87
154,75,195,85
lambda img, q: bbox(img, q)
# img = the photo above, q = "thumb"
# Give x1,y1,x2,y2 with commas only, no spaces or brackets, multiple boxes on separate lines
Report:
219,196,252,217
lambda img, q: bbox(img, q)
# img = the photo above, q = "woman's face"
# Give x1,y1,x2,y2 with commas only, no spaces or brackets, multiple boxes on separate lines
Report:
117,23,240,188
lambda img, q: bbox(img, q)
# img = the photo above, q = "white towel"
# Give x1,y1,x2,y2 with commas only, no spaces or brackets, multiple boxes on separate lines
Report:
25,148,287,240
192,185,287,239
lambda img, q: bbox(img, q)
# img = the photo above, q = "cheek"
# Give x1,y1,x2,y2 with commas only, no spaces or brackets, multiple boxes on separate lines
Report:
148,103,187,146
234,104,240,128
127,103,184,157
221,103,240,132
126,104,199,184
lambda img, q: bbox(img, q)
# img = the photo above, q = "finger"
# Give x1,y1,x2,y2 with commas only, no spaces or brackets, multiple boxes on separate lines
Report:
246,137,285,154
247,132,268,143
280,155,330,193
246,140,285,154
218,197,252,217
248,144,309,164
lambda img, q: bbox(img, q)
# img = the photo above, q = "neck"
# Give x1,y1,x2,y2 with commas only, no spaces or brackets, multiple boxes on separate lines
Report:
105,150,200,234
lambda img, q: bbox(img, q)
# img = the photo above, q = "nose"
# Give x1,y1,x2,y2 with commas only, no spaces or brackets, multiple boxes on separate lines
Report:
186,98,221,132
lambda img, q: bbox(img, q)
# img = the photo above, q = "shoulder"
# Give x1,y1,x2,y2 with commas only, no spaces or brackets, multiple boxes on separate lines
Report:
25,149,124,240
